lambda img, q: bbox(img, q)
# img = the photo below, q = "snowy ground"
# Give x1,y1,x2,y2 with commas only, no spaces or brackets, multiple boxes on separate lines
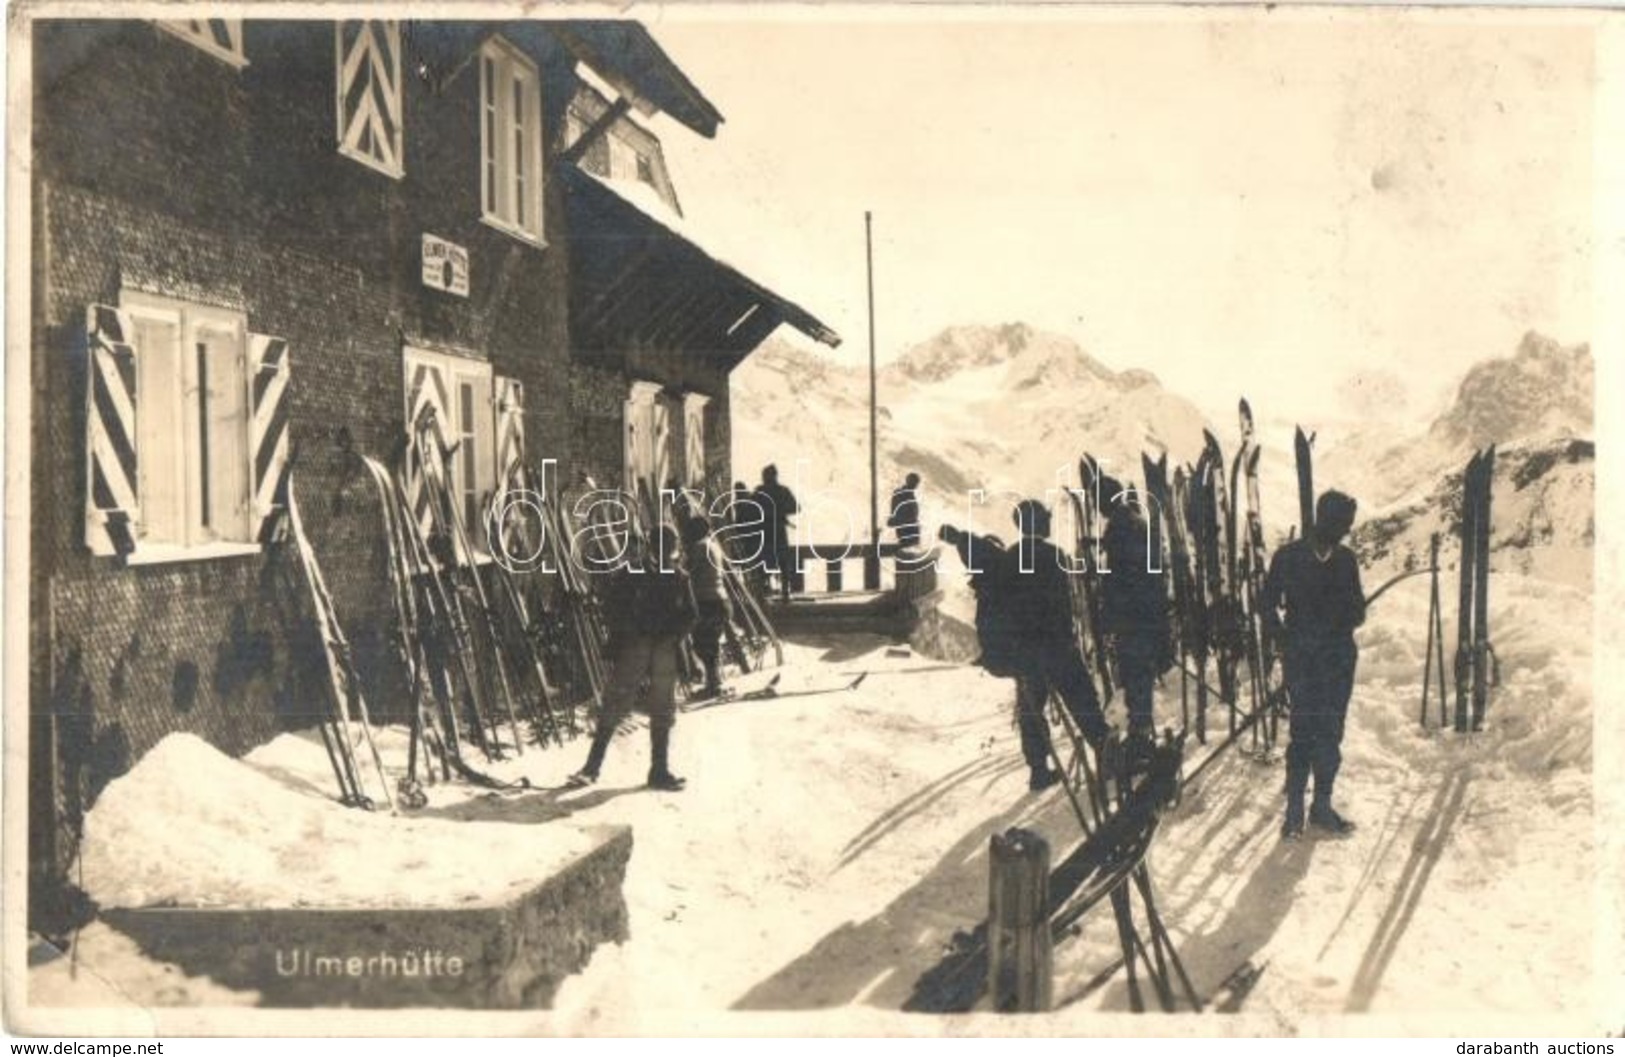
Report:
29,569,1615,1033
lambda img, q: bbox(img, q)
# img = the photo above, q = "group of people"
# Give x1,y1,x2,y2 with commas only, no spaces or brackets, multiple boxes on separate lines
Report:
563,464,929,793
950,485,1366,841
563,455,1367,844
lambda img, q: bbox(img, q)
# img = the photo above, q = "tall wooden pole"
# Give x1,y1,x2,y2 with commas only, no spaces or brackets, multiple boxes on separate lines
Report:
865,211,880,590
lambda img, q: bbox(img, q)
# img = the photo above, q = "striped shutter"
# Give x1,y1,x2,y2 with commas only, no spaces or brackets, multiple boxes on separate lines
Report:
651,397,672,492
403,354,452,534
249,334,292,543
494,375,524,486
623,404,641,496
683,394,709,489
335,22,403,176
84,305,140,556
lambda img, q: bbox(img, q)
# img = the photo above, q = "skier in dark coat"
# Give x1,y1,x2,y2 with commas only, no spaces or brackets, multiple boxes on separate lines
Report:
1101,490,1171,737
1006,500,1110,791
570,525,698,791
887,473,923,548
1260,490,1366,840
753,465,799,602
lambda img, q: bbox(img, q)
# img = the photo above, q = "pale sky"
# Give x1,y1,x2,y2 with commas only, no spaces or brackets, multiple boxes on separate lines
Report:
642,11,1594,426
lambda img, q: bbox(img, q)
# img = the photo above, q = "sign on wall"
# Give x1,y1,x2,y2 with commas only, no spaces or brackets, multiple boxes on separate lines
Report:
421,234,469,297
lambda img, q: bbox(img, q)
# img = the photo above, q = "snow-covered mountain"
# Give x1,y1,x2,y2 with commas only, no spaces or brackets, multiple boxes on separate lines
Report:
1337,332,1594,588
733,326,1594,590
1318,331,1593,511
731,325,1209,542
1351,436,1594,588
1430,331,1593,451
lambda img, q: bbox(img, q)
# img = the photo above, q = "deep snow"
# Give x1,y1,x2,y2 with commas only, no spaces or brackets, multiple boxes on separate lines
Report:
32,567,1612,1032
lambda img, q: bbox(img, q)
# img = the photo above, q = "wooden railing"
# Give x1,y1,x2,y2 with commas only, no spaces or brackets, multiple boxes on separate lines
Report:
780,542,937,596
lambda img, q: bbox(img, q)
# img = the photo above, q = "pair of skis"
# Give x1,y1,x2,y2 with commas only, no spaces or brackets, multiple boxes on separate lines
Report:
1234,401,1283,760
1454,447,1497,732
494,460,611,731
1070,456,1115,702
278,479,393,810
1186,431,1244,740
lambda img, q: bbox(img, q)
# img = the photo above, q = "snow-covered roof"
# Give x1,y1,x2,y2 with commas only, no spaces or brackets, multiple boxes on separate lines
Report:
563,164,842,356
554,22,723,139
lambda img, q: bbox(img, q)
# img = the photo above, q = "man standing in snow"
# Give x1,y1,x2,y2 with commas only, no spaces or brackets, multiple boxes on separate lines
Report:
1006,499,1111,791
1260,490,1366,840
753,465,799,603
888,472,924,548
570,525,698,791
1101,488,1171,738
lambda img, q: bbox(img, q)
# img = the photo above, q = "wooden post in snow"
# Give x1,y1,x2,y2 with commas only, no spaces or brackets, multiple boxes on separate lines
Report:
988,827,1052,1012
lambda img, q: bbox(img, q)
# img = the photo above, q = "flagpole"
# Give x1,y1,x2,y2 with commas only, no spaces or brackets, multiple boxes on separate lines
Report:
866,211,880,591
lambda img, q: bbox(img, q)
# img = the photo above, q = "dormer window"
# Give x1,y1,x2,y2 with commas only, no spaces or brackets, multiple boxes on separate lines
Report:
479,38,544,245
156,20,246,67
335,21,404,178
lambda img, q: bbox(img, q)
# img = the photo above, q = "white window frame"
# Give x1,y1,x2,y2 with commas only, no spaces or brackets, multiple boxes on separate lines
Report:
120,291,259,564
404,346,498,555
478,36,545,246
155,20,248,68
334,21,405,179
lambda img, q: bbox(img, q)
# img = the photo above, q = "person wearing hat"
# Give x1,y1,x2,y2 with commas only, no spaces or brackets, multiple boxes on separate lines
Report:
888,472,924,548
1260,489,1366,840
753,464,799,603
1006,498,1110,790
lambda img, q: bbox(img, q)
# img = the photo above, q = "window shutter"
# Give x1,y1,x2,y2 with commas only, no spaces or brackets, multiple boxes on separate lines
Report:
249,333,291,543
403,354,452,536
683,393,710,489
494,375,524,486
335,21,403,177
84,305,141,556
651,397,672,492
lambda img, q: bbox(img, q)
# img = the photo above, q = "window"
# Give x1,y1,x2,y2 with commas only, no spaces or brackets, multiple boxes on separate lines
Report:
156,20,247,67
335,22,403,178
403,347,496,551
479,38,544,244
635,153,656,187
124,294,251,549
83,300,287,560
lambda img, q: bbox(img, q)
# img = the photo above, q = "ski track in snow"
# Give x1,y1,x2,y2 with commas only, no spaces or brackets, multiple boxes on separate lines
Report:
34,572,1599,1028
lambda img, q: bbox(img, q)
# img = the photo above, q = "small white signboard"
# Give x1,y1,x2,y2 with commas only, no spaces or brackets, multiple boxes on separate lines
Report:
421,234,469,297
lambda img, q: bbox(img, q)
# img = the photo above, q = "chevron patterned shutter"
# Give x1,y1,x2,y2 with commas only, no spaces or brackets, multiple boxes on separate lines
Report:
403,352,452,535
494,375,524,486
84,305,140,556
249,333,291,543
335,21,403,177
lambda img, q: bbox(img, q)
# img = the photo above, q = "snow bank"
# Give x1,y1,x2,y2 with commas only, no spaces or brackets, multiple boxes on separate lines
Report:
78,733,595,910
